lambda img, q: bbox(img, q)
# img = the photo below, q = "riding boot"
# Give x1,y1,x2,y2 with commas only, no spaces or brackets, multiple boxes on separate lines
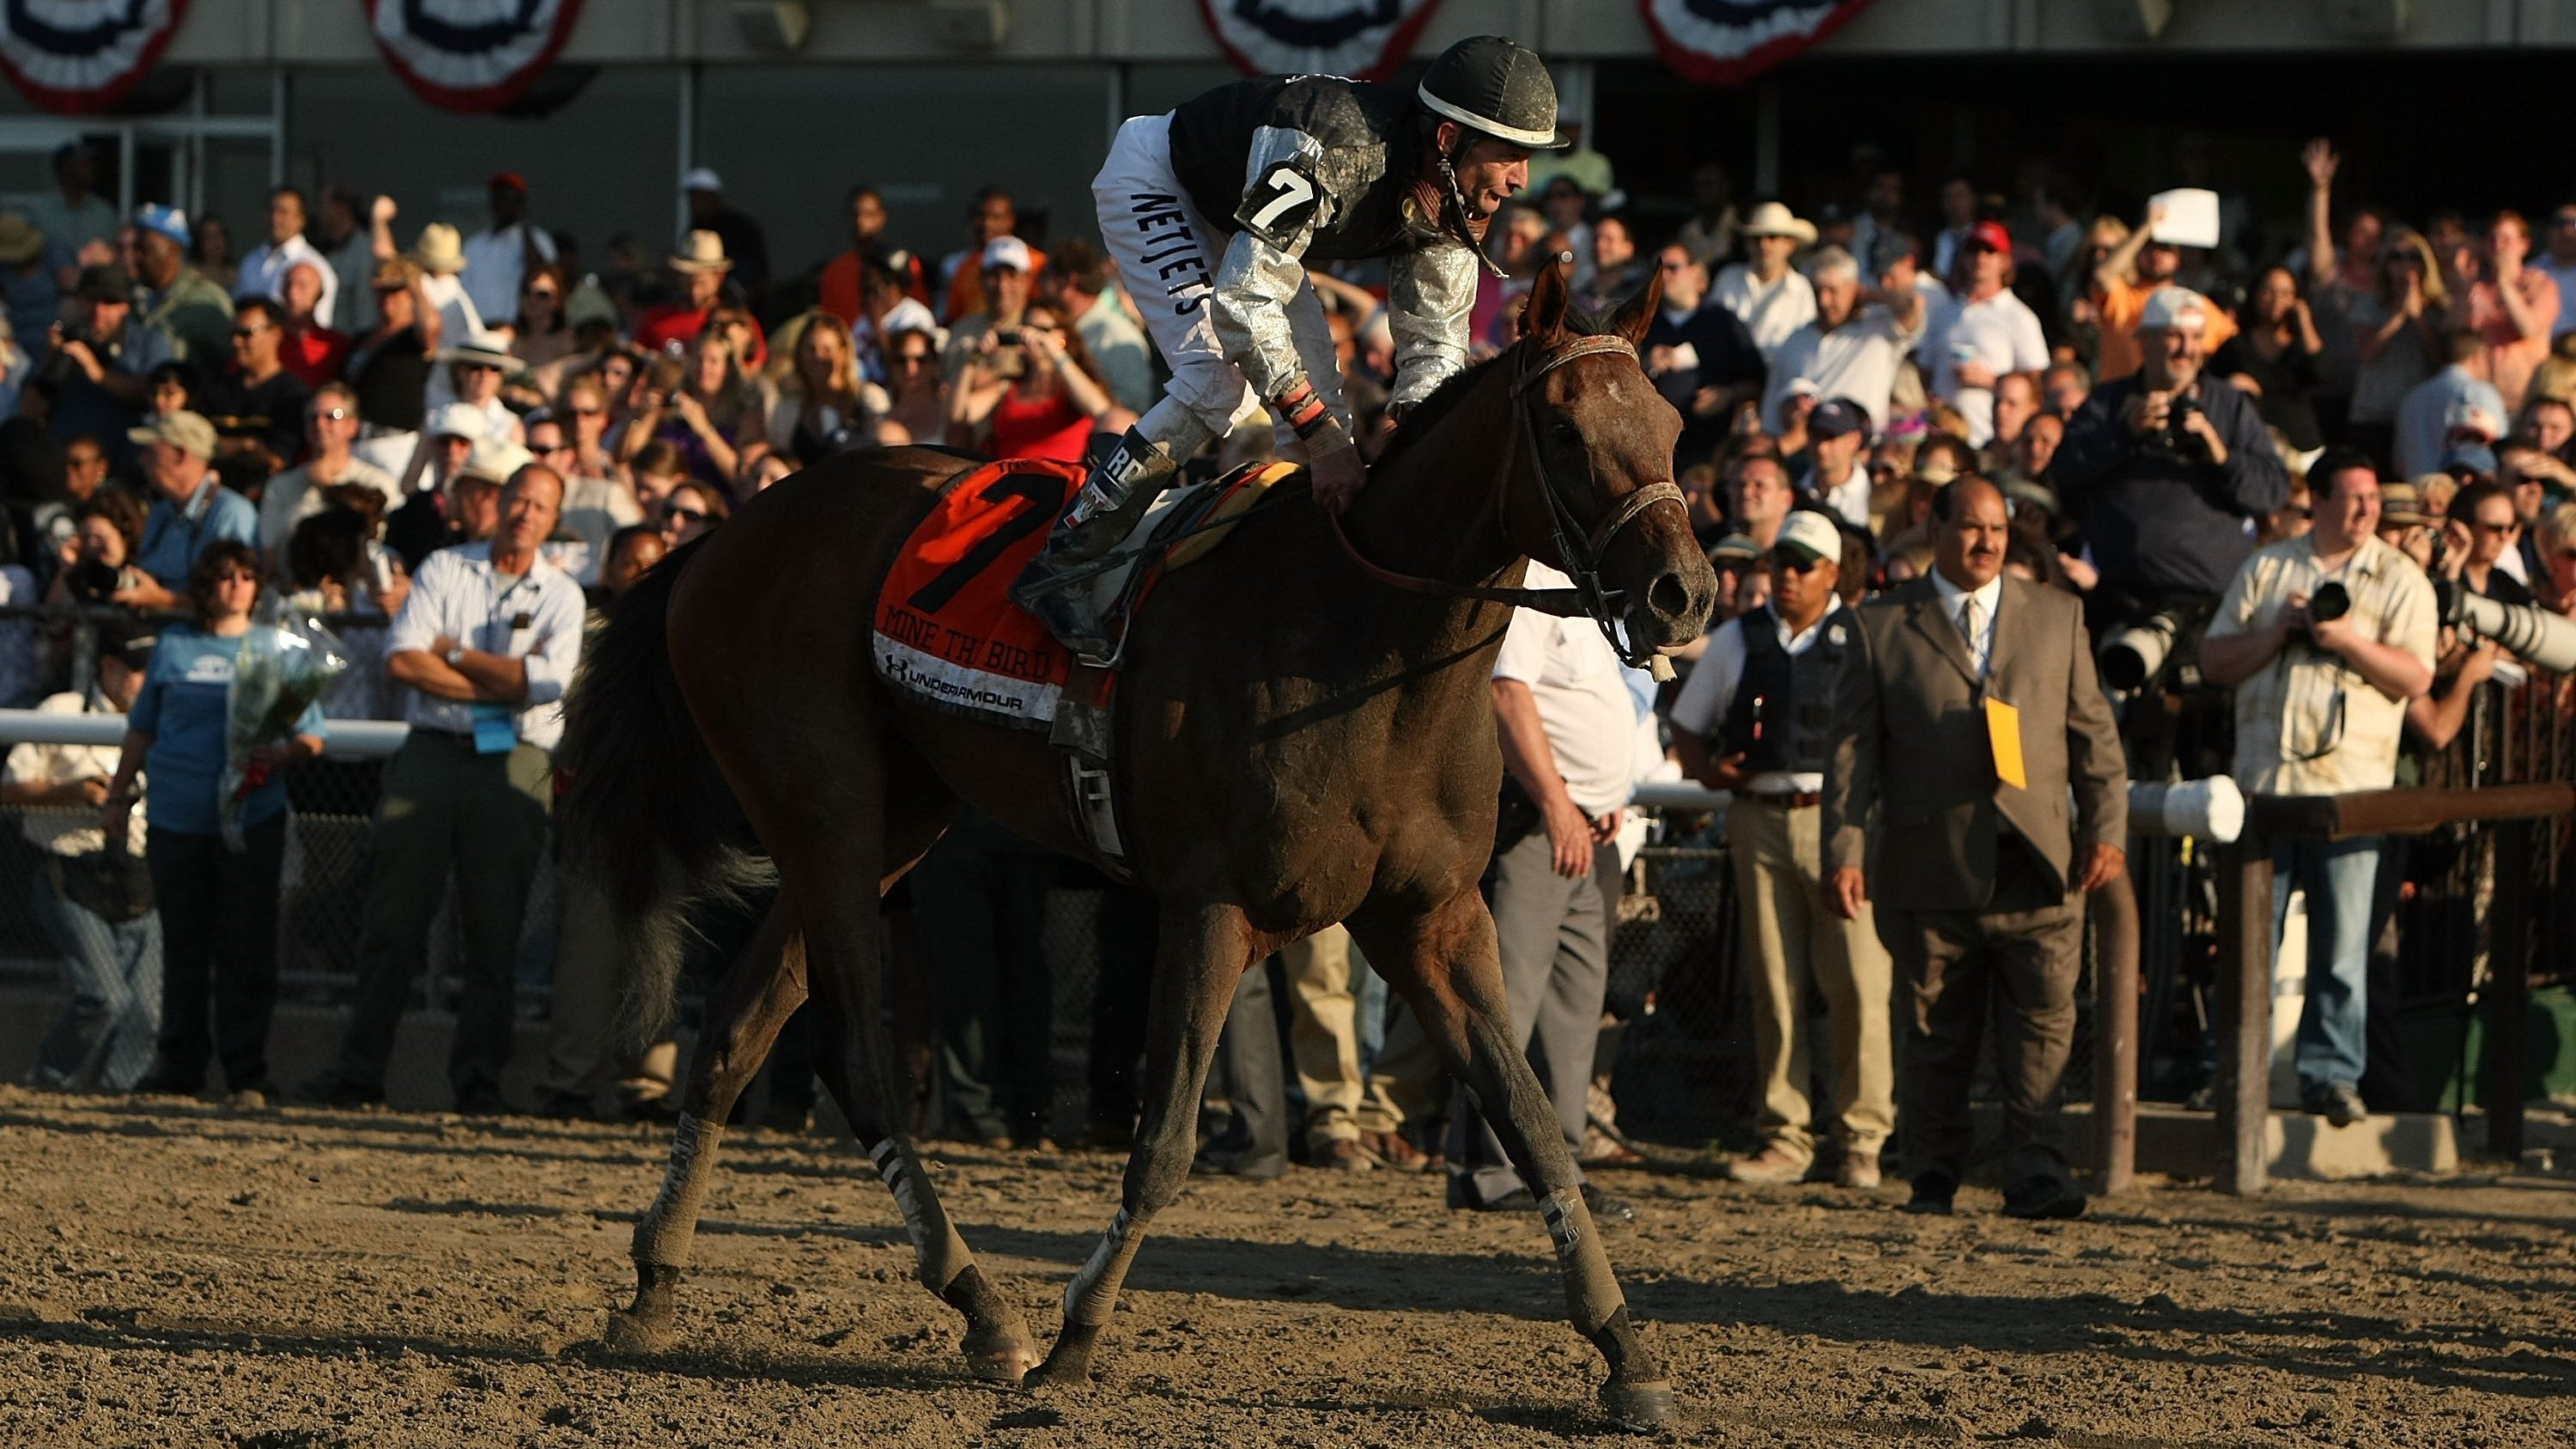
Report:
1011,427,1180,659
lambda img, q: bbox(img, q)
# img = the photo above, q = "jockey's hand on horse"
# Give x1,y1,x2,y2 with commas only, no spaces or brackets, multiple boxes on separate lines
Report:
1309,444,1367,514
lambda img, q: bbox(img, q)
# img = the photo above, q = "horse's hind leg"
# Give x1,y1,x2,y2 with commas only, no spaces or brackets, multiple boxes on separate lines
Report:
1349,890,1675,1429
1029,901,1253,1386
805,939,1036,1385
605,898,806,1353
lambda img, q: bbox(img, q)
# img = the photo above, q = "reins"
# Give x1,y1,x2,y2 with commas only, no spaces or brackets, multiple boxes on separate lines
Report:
1328,332,1686,667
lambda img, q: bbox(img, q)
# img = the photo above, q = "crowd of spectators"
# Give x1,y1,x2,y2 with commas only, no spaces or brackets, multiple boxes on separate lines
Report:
1,126,2569,1210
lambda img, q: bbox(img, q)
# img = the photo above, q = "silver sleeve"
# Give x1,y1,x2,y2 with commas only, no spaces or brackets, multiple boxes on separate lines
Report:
1207,228,1315,407
1386,244,1477,414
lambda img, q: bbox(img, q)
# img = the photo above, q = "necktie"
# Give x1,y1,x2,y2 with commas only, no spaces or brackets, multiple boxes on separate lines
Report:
1957,594,1983,674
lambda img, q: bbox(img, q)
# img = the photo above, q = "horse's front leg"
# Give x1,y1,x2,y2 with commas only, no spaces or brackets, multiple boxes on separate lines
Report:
1026,900,1251,1387
1350,888,1676,1430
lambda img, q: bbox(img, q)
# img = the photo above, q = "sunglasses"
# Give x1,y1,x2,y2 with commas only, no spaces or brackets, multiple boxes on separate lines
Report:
662,505,708,525
2474,518,2519,534
231,326,267,339
310,406,349,423
572,406,605,417
525,287,558,299
896,354,933,368
1771,551,1827,573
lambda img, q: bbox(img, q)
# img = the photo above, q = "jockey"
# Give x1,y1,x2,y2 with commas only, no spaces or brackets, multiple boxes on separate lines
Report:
1012,34,1565,656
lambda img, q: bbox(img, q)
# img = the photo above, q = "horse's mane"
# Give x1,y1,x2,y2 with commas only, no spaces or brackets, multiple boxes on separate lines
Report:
1371,302,1623,475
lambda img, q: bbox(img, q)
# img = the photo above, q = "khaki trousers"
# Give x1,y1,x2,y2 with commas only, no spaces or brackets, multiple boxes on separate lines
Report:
1728,798,1895,1166
1279,924,1364,1148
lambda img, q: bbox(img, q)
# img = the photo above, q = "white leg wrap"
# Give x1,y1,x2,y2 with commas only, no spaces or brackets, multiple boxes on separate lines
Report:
634,1114,723,1268
1062,1206,1146,1328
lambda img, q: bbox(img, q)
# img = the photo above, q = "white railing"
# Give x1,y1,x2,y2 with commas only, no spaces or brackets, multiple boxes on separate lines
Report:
0,709,411,758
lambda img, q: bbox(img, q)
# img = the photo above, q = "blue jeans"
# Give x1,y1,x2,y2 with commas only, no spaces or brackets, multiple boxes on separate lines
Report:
28,866,163,1091
2272,835,2383,1093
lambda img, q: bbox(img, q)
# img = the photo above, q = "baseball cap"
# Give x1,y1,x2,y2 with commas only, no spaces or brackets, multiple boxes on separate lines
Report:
489,170,529,193
72,263,131,302
133,203,190,248
2440,441,2499,478
1809,398,1872,442
2138,286,2211,333
680,167,724,194
981,235,1032,273
1705,532,1762,564
426,401,489,442
1772,509,1844,566
2443,398,2503,441
127,409,216,460
454,437,534,489
1965,220,2012,254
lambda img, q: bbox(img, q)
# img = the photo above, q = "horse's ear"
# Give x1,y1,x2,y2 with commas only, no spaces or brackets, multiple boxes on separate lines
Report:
1610,263,1664,347
1524,249,1572,344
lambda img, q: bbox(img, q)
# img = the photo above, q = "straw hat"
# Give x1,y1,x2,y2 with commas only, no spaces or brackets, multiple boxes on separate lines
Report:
436,330,517,371
453,438,535,489
411,222,465,276
1740,201,1818,245
0,213,40,266
670,229,730,275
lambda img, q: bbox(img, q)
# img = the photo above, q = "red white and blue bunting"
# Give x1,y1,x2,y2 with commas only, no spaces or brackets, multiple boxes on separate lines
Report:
1198,0,1443,82
1638,0,1879,86
367,0,586,113
0,0,190,114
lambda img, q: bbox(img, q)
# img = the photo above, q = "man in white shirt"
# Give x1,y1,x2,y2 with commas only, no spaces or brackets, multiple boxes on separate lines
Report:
258,383,401,560
1671,511,1892,1189
1763,246,1923,435
26,142,117,285
460,172,557,329
1715,202,1818,364
1923,222,2049,447
1447,559,1638,1227
2199,450,2435,1129
234,186,339,328
305,465,585,1113
1799,400,1874,527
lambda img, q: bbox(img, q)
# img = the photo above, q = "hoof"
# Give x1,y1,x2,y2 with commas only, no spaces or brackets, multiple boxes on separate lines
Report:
1022,1322,1101,1391
965,1336,1038,1387
600,1308,674,1355
1601,1379,1678,1432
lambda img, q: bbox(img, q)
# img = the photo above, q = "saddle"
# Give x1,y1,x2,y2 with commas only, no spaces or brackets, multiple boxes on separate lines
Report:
870,456,1296,873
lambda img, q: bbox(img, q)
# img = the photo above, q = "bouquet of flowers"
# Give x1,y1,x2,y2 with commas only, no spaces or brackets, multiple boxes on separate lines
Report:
220,601,348,850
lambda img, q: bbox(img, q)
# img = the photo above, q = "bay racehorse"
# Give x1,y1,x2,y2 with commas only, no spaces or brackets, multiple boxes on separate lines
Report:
556,261,1716,1427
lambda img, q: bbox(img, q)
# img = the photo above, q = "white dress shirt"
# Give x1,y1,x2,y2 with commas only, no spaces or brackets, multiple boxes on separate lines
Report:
460,222,559,330
1713,263,1818,364
236,234,340,327
386,541,587,750
1928,568,2002,681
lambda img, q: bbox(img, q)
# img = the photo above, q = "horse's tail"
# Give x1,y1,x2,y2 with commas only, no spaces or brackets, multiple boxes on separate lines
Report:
556,539,774,1045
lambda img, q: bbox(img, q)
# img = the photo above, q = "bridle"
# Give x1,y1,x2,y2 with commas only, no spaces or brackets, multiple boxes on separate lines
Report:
1331,332,1687,668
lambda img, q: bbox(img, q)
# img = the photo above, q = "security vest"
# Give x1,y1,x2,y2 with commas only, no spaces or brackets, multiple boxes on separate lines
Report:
1716,604,1854,776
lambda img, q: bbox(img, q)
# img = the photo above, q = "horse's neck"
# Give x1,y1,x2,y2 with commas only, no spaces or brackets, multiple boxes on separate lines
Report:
1343,377,1519,590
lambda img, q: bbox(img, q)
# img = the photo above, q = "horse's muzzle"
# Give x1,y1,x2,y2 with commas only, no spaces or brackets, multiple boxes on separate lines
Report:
1628,565,1716,654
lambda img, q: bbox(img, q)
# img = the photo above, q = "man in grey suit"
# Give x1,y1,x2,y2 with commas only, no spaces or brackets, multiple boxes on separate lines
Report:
1822,478,2129,1219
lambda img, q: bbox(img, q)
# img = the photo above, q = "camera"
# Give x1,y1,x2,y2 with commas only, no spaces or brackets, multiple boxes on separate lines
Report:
2156,393,2210,459
993,327,1024,347
2288,579,2351,651
2444,581,2576,674
2101,608,2186,691
38,326,95,387
64,558,122,601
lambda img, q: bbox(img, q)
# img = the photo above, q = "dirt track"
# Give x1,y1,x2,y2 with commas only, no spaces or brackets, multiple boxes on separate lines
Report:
2,1086,2570,1448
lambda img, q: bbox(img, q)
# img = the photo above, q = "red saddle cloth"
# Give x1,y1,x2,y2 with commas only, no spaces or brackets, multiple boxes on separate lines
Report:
871,458,1086,730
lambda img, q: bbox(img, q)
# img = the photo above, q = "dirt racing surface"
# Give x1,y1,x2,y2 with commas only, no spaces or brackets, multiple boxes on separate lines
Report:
1,1086,2569,1448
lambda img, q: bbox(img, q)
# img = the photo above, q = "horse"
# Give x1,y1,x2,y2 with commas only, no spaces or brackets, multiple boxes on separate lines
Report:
556,259,1717,1428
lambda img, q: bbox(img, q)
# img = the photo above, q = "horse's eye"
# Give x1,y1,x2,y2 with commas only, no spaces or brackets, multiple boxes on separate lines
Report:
1551,420,1584,448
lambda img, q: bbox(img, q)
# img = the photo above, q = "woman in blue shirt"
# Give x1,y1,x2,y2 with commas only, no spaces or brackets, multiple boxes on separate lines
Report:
103,541,325,1103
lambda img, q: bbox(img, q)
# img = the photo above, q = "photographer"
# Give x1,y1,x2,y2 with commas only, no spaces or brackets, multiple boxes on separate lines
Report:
2051,287,2288,773
45,264,173,470
2199,448,2435,1129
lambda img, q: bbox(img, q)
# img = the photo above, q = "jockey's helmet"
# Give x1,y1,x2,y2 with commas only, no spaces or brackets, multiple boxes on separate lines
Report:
1417,37,1568,152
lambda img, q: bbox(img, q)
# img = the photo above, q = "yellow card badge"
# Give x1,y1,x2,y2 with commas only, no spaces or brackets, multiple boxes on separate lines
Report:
1984,695,2027,791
